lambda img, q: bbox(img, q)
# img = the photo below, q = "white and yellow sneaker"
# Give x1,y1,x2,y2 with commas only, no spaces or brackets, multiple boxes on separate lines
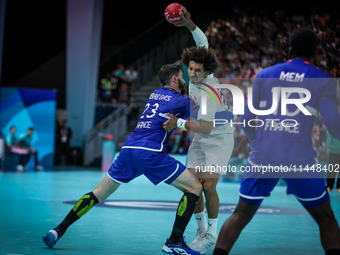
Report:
188,228,206,251
189,232,217,254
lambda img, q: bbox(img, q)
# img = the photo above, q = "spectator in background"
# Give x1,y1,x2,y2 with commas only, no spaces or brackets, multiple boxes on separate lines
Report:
313,122,321,149
118,82,139,130
314,113,327,148
176,131,190,155
5,126,18,150
114,63,126,78
99,72,116,103
124,65,138,97
254,61,263,76
208,7,340,85
118,82,130,104
59,120,73,166
226,49,238,61
225,67,235,79
166,132,179,154
17,127,44,171
326,132,340,192
101,69,122,107
319,12,330,27
5,126,26,170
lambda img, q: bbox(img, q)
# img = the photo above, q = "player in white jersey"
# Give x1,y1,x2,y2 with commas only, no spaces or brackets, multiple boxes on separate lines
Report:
163,7,234,254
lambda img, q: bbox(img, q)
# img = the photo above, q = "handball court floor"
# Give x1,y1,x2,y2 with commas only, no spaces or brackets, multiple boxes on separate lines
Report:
1,159,340,255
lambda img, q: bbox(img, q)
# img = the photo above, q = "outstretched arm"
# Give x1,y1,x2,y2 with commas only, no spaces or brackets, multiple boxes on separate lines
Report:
175,6,208,48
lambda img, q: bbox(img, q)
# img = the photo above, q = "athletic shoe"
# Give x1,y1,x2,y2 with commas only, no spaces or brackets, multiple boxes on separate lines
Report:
189,232,217,254
42,227,63,248
328,187,333,192
188,228,206,251
162,237,200,255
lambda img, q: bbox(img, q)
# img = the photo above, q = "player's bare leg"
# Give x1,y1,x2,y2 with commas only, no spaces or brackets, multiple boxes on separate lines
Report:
43,174,120,248
170,168,202,196
202,173,221,219
213,198,259,255
305,200,340,252
189,170,222,253
162,168,202,254
93,174,121,202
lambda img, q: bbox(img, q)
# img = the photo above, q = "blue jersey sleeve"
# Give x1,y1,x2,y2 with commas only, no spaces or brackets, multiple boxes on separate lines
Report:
320,78,338,102
320,99,340,141
319,78,340,140
319,80,340,141
173,97,191,119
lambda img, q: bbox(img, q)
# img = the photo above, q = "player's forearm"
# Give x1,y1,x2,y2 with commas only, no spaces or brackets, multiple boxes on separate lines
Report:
190,25,208,48
186,20,196,31
184,120,213,135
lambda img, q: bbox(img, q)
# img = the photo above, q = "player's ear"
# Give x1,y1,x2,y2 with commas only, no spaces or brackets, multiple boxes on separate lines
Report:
204,71,209,78
171,75,178,83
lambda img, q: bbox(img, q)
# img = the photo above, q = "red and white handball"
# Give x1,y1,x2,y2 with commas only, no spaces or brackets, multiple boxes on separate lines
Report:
164,3,183,25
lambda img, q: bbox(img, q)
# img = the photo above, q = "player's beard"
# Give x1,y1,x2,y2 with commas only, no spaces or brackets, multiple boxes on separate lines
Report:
178,79,186,95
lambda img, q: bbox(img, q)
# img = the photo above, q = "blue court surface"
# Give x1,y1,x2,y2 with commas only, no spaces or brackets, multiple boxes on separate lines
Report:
1,163,340,255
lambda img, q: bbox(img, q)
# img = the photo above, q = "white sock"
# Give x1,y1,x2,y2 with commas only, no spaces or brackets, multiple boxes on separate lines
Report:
207,218,218,236
194,211,207,233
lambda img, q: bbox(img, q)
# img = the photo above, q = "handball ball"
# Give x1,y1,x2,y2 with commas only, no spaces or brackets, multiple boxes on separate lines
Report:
164,3,183,25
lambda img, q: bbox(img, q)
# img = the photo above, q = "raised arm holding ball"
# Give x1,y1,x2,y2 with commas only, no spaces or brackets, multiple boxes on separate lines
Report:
163,4,235,254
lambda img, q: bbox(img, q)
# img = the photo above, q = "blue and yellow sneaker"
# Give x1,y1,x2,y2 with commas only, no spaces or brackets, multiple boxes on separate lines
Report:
162,237,200,255
42,226,63,248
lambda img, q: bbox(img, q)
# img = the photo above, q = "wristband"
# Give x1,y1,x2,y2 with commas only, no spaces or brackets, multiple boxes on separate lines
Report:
177,118,187,129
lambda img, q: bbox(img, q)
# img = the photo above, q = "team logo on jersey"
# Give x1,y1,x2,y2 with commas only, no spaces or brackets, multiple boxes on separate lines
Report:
64,200,307,215
198,82,223,106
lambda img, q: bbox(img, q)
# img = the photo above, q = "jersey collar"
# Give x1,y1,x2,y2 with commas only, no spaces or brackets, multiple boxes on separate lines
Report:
163,87,179,93
287,58,310,65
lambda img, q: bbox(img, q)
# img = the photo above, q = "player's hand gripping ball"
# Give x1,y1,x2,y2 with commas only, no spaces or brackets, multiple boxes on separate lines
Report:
164,3,183,25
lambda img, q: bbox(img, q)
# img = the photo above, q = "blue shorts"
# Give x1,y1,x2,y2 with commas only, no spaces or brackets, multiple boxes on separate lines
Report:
107,148,186,186
239,165,329,208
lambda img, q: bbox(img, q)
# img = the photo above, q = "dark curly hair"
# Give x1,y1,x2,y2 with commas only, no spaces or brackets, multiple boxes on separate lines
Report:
289,27,317,59
181,46,219,74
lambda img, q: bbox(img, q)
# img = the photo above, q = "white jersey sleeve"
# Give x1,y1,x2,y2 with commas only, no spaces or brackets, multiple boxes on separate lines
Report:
191,26,208,48
198,93,216,121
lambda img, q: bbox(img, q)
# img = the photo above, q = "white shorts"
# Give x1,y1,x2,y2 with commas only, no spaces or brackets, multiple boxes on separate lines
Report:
186,132,234,175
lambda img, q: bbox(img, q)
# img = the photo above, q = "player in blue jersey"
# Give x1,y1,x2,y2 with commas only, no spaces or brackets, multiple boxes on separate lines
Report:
213,28,340,255
42,64,203,255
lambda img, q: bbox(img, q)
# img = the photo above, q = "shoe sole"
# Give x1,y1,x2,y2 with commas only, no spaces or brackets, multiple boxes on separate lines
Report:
42,232,55,248
162,245,198,255
188,240,203,251
162,245,176,254
190,239,216,254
